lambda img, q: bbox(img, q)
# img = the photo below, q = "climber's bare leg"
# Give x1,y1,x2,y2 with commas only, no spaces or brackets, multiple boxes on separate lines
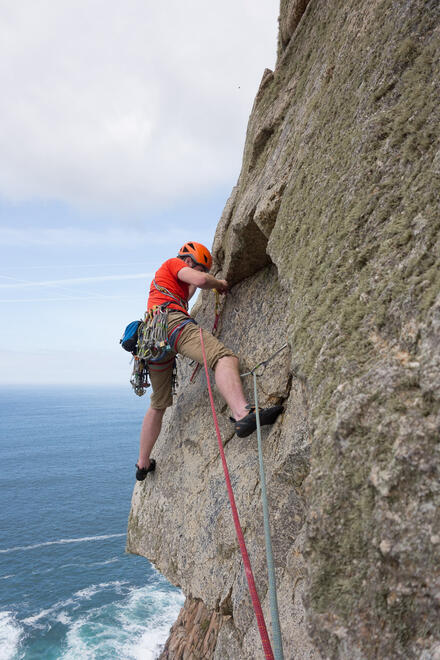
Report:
214,356,248,421
137,406,165,468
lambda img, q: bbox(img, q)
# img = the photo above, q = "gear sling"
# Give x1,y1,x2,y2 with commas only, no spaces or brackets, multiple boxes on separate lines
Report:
120,279,196,396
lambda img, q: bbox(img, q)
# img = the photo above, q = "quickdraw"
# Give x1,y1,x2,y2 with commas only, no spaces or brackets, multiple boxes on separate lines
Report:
130,355,151,396
138,305,172,362
240,343,289,378
130,304,196,397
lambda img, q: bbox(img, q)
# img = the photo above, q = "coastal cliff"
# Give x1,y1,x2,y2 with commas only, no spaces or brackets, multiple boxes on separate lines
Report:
127,0,440,657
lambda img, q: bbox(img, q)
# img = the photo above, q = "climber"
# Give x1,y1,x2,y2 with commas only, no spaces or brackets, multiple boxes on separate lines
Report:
135,241,283,481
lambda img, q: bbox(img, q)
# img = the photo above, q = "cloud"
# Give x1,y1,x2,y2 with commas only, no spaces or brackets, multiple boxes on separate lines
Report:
0,1,279,212
0,224,189,247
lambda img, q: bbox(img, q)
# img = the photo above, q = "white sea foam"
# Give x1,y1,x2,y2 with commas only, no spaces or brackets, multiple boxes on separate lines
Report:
23,581,130,628
90,557,120,567
22,601,74,628
0,575,14,580
55,612,71,626
55,557,120,571
31,556,121,578
120,588,185,660
0,533,126,554
73,581,128,600
0,612,23,660
59,584,184,660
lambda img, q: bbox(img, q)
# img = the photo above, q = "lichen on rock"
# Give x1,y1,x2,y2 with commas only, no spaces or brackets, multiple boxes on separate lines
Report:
127,0,440,657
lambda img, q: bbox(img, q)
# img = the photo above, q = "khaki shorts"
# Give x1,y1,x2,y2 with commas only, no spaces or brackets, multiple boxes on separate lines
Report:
148,311,236,409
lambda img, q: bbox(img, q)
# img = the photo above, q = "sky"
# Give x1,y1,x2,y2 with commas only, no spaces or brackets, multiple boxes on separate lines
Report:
0,1,280,385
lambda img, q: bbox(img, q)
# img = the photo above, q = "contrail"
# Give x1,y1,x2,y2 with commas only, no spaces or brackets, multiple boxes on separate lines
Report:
0,272,153,289
0,295,142,303
3,261,150,271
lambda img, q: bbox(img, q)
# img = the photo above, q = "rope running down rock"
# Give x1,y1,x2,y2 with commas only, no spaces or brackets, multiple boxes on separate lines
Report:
240,343,289,660
199,326,275,660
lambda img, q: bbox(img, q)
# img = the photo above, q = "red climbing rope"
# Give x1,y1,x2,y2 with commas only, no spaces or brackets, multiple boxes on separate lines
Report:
199,327,274,660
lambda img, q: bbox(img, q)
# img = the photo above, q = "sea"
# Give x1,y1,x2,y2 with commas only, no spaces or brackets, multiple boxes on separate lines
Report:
0,385,184,660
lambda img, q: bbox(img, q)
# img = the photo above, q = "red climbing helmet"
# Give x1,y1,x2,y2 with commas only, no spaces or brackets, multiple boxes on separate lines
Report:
178,242,212,271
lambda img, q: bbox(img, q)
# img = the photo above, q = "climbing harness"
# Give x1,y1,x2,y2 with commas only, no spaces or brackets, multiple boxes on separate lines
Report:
240,343,289,660
129,304,196,397
199,327,275,660
190,290,221,383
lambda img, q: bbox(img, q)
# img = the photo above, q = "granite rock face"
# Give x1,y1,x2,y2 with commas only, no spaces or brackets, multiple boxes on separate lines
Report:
159,596,223,659
127,0,440,657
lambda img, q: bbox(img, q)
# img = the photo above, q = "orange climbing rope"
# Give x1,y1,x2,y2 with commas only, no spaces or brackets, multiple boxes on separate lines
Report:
199,327,274,660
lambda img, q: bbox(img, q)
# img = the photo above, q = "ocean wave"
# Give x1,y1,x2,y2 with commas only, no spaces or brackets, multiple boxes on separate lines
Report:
22,601,75,628
0,611,23,660
59,584,184,660
22,581,129,628
33,556,120,574
120,587,185,660
73,581,129,600
55,612,71,626
89,557,120,567
0,533,126,554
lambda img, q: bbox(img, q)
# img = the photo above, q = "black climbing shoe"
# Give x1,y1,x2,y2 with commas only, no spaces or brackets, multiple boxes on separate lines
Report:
135,459,156,481
233,405,284,438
